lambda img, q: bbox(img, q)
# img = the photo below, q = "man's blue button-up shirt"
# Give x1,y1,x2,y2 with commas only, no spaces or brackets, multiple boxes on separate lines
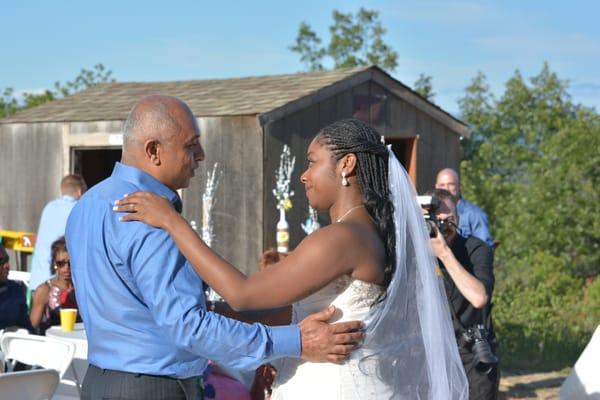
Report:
457,198,495,248
66,162,300,378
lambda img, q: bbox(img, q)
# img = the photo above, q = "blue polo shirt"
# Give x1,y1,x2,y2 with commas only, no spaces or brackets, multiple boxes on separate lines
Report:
30,195,78,289
457,198,495,248
65,162,300,378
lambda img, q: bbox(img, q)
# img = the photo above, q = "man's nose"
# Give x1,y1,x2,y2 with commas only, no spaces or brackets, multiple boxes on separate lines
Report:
195,145,205,161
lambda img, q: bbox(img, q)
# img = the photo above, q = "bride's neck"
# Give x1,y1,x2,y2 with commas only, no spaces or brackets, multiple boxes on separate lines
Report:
330,191,365,222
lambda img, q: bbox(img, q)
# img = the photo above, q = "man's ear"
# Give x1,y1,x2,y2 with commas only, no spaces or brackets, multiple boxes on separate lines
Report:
144,139,161,166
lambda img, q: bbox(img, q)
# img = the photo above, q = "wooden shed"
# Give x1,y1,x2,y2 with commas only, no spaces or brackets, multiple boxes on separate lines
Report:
0,65,469,274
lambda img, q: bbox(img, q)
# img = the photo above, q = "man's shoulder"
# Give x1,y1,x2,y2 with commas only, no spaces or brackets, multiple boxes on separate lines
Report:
464,235,492,256
72,180,170,236
41,196,67,213
459,198,487,217
75,178,136,211
6,280,26,294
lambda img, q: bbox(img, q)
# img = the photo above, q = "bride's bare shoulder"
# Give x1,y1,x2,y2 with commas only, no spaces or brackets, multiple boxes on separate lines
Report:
298,221,374,254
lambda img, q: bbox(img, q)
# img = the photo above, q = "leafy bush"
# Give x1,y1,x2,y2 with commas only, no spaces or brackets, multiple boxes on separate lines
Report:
459,64,600,369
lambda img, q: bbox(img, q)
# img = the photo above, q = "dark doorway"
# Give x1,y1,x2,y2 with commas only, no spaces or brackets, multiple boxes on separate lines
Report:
72,148,122,188
385,138,417,185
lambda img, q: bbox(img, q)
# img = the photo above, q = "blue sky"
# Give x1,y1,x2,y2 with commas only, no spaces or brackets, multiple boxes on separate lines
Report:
3,0,599,115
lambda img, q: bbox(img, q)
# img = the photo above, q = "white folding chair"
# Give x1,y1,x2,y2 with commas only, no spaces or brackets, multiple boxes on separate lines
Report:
0,368,59,400
8,270,31,288
0,332,79,395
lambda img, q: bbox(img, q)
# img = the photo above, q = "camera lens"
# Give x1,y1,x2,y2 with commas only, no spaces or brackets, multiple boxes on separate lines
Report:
472,340,498,375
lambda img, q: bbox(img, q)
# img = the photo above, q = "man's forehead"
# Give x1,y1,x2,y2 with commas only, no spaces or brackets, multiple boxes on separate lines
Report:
438,173,458,184
437,198,456,214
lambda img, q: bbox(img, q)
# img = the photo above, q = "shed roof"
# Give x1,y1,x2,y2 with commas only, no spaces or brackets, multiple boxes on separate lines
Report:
1,66,468,136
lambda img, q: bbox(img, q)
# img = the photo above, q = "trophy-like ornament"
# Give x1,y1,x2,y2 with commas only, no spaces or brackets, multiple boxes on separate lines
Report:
301,206,320,235
272,145,295,253
201,163,223,302
202,163,222,248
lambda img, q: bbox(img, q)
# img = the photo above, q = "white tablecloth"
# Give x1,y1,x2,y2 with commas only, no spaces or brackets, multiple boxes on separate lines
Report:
46,323,88,399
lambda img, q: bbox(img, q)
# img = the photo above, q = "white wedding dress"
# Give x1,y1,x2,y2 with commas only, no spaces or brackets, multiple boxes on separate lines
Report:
270,147,468,399
271,275,384,399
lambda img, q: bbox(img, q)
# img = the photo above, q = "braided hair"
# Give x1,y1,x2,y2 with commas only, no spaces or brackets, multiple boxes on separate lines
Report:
316,119,396,292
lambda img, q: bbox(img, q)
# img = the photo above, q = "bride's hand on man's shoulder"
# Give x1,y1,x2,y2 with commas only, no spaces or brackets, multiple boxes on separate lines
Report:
113,192,175,229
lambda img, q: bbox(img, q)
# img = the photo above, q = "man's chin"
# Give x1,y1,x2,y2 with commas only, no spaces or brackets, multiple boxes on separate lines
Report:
444,232,457,244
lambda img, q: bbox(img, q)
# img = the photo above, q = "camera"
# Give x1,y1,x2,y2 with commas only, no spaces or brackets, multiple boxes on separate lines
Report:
416,195,448,238
458,324,498,375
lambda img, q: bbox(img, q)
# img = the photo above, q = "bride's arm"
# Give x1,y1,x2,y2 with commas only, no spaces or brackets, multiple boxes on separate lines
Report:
115,192,354,311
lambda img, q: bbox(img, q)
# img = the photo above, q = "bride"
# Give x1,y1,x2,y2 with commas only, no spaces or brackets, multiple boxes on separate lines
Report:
114,118,468,399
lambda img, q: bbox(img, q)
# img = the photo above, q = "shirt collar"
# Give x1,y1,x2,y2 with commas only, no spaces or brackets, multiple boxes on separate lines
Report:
111,162,182,211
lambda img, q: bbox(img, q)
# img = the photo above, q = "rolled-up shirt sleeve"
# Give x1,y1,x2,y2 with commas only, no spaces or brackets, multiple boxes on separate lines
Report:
128,226,300,370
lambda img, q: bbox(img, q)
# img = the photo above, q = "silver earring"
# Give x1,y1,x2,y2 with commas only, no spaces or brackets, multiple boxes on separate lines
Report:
341,172,349,187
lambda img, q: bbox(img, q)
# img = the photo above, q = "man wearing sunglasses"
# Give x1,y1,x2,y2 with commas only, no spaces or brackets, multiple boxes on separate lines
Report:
428,189,499,400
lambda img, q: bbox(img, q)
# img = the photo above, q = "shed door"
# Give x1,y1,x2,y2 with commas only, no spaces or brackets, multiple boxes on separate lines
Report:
72,148,122,188
385,138,417,186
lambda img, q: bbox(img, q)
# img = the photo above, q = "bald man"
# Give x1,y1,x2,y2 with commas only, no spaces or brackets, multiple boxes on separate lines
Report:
66,96,362,400
435,168,494,248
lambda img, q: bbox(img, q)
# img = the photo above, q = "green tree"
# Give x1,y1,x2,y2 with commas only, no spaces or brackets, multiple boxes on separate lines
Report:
493,111,600,368
457,72,495,160
290,8,398,72
1,63,115,118
459,62,600,369
23,90,55,109
0,88,19,118
413,73,435,101
461,63,576,226
289,22,326,71
54,63,115,97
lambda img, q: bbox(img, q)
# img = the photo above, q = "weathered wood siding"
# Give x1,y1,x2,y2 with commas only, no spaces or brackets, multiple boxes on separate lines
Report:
416,117,462,192
182,116,263,276
0,123,66,232
0,117,262,276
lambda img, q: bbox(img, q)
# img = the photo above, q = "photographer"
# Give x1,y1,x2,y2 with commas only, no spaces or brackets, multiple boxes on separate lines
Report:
426,189,499,400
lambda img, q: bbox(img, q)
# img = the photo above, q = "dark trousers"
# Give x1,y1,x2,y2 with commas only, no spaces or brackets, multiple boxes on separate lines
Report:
82,364,204,400
459,344,500,400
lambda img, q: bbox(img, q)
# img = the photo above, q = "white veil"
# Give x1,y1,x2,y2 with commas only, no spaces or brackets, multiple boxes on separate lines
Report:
347,147,468,399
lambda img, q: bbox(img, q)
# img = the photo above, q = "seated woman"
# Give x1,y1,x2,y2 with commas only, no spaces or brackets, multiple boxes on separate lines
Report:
30,237,78,334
